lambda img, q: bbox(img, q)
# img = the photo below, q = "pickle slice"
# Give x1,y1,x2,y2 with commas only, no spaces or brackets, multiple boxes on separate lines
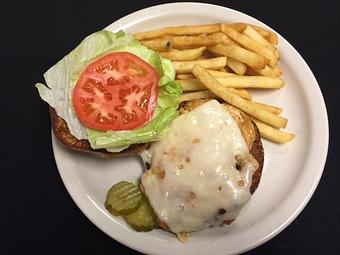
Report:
105,181,142,216
124,198,157,232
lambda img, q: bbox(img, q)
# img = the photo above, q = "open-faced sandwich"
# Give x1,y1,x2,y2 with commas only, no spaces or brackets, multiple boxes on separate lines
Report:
36,30,182,157
36,23,294,242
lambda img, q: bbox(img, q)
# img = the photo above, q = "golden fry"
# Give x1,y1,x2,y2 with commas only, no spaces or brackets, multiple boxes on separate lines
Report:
134,23,221,40
226,58,247,75
230,22,278,45
221,24,277,67
208,43,266,69
177,79,252,100
228,88,252,100
250,117,295,143
140,38,172,52
212,32,239,46
176,73,195,80
170,34,221,49
170,32,237,49
180,90,215,102
250,65,277,77
177,76,283,89
192,65,287,128
216,76,284,89
242,25,277,55
207,70,237,77
273,65,283,77
172,57,227,74
176,79,206,91
251,102,283,115
160,47,206,61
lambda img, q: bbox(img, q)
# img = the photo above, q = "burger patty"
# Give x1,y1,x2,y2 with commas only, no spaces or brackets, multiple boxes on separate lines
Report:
146,99,264,231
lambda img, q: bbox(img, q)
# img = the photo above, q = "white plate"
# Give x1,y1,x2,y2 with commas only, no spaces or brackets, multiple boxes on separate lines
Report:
52,3,329,255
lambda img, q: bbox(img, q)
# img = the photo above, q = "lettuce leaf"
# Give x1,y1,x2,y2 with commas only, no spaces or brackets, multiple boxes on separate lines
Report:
35,30,182,150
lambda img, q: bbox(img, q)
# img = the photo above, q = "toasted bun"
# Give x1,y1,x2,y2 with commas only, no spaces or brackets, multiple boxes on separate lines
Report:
49,107,148,157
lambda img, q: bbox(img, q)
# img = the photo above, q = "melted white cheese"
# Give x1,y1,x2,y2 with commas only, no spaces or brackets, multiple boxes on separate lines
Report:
141,100,258,233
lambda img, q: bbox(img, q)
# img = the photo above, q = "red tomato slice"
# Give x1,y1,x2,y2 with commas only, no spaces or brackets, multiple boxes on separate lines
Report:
72,52,159,131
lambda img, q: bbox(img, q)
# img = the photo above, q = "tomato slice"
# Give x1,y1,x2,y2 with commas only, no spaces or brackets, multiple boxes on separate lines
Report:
72,52,159,131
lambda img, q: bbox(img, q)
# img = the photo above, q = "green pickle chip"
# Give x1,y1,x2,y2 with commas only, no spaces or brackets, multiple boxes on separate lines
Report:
124,198,157,232
105,181,142,216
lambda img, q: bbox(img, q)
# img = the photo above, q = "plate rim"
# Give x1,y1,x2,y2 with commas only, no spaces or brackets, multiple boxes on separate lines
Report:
52,2,329,255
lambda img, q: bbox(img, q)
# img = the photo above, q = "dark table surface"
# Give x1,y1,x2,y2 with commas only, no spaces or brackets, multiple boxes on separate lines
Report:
2,0,339,254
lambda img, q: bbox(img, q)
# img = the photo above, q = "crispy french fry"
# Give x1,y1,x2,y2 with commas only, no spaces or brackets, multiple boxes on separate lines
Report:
160,47,206,61
264,32,278,45
192,65,287,128
216,76,284,89
177,76,283,89
226,58,247,75
176,73,195,80
170,34,221,49
140,38,173,52
208,43,266,69
221,24,277,67
170,32,237,49
176,79,205,91
134,24,221,40
273,65,283,77
180,90,216,102
249,65,277,77
230,23,278,45
172,57,227,74
229,23,247,33
207,70,237,77
212,32,239,46
228,88,252,100
243,25,276,53
251,102,283,115
245,68,257,76
177,79,252,100
250,117,295,143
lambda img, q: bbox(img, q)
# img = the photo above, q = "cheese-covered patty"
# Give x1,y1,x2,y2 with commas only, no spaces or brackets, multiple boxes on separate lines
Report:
141,100,258,233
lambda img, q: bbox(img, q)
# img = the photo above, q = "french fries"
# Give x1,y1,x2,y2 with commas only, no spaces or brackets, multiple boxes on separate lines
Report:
170,32,238,49
137,22,294,143
176,79,205,91
251,102,283,115
192,65,287,128
180,90,215,102
228,88,252,100
250,117,295,143
134,23,221,40
273,65,283,77
176,73,195,80
242,25,276,53
177,79,252,100
230,22,278,45
249,65,277,77
215,76,284,89
227,58,247,75
140,38,173,52
207,70,237,77
221,24,278,67
178,76,283,89
172,57,227,73
208,43,266,69
170,34,222,49
160,47,206,61
179,89,252,102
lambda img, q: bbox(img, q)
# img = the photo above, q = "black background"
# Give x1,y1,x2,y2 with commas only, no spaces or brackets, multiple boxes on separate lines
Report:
1,0,339,254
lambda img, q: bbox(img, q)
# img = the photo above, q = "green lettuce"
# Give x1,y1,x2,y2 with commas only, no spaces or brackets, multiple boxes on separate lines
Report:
35,30,182,151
